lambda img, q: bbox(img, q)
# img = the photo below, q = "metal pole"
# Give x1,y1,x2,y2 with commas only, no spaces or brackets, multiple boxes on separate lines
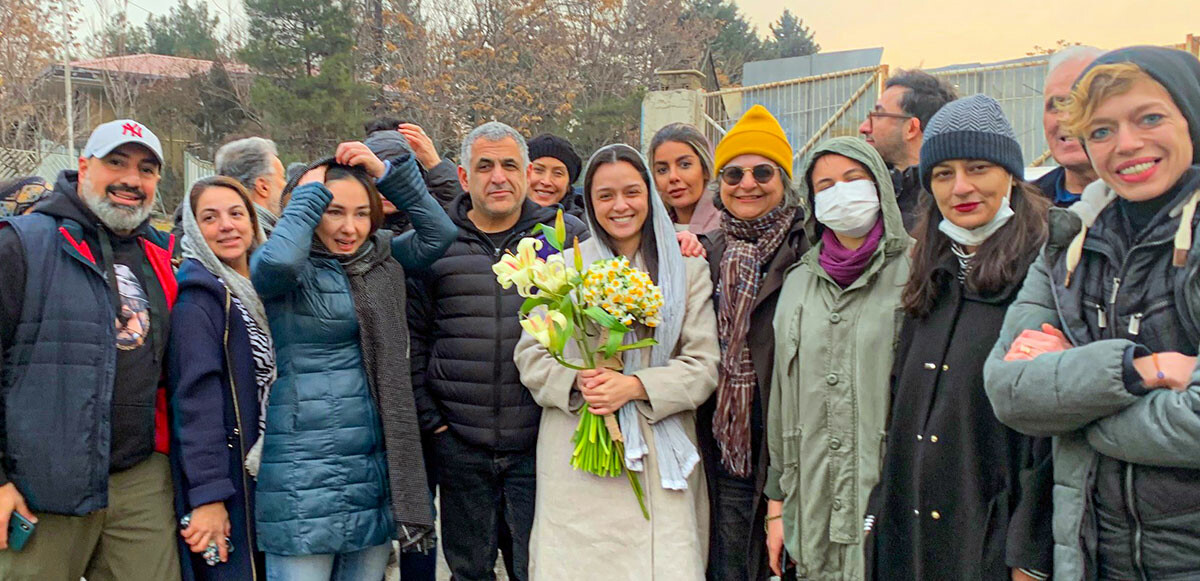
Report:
63,1,75,159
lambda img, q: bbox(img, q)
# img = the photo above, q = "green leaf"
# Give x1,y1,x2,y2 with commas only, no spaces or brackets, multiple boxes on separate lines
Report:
532,223,563,252
584,306,630,332
615,337,658,352
519,296,555,316
602,328,626,359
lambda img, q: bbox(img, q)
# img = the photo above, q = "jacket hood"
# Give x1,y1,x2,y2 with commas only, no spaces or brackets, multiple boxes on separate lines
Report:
36,170,158,239
176,257,228,296
798,136,908,255
1085,46,1200,165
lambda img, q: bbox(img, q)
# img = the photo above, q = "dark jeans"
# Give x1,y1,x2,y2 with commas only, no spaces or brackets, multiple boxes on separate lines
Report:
401,433,441,581
434,429,535,581
708,470,771,581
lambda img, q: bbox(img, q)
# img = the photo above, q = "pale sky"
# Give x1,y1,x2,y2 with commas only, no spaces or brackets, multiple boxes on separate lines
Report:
85,0,1198,69
738,0,1199,68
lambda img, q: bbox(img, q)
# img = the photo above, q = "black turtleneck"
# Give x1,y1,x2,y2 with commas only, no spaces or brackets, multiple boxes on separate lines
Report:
1118,168,1200,239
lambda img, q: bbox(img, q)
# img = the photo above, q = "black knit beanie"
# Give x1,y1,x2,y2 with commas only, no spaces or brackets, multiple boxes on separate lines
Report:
1083,46,1200,165
528,134,583,184
919,94,1025,193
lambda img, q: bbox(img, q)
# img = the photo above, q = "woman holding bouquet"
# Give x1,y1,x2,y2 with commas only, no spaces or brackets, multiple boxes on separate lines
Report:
514,143,720,580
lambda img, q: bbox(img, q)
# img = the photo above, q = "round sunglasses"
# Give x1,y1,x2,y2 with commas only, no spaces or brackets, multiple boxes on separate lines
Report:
719,163,784,186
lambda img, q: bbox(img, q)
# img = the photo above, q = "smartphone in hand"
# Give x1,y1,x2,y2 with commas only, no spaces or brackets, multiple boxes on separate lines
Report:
7,512,34,552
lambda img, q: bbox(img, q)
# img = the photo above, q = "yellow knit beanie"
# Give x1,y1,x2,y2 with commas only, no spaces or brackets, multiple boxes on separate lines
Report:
714,105,794,178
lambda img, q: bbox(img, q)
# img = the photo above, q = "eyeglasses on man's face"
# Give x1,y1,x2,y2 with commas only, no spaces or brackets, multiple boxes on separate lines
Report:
864,111,914,131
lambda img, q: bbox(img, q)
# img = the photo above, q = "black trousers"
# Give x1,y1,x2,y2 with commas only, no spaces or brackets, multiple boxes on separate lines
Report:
434,430,536,581
708,470,773,581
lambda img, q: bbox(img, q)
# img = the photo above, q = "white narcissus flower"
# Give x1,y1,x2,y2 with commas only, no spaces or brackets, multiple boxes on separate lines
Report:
492,237,544,297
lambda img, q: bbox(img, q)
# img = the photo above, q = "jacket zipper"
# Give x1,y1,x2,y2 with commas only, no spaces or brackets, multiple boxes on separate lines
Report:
222,290,258,580
490,229,527,447
1124,462,1148,581
1104,237,1172,580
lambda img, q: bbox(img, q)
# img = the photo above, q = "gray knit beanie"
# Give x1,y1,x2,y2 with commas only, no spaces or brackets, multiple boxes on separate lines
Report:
919,94,1024,193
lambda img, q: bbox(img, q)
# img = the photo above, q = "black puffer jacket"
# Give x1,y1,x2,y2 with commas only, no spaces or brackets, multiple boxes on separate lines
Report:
407,195,590,451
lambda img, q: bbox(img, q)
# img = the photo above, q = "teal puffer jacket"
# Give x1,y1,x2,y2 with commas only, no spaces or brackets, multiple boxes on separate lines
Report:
252,181,390,556
250,159,455,555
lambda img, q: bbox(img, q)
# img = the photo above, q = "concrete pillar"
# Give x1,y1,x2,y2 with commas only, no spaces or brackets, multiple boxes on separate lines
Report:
640,70,706,153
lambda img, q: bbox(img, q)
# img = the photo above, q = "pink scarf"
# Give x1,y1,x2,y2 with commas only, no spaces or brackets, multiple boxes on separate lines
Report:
818,219,884,287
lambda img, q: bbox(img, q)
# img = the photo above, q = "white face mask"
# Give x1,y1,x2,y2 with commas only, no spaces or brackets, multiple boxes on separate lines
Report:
937,176,1015,247
814,179,880,238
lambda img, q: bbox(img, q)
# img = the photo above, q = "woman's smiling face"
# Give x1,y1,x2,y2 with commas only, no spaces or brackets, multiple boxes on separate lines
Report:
1082,77,1193,202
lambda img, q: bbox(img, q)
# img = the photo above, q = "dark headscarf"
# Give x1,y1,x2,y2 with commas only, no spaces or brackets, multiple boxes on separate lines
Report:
1083,46,1200,164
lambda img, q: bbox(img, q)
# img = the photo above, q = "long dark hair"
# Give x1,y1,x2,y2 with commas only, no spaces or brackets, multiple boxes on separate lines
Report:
583,144,661,282
901,180,1049,317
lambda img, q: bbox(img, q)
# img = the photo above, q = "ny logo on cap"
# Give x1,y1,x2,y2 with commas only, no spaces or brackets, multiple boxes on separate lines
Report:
122,122,144,138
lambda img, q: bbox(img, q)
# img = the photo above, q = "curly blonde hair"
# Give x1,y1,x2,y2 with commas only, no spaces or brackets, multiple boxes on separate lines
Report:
1060,62,1157,139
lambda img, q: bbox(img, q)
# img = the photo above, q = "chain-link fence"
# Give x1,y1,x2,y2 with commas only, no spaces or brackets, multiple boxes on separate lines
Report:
930,59,1053,166
700,65,888,174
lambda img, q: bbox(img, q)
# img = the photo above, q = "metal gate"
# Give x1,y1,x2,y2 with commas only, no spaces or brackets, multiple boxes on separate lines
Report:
930,59,1052,166
700,65,889,174
184,151,215,191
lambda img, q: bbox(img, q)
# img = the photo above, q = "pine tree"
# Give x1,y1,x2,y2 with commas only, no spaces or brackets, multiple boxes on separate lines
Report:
239,0,370,160
142,0,222,59
684,0,762,84
762,9,819,60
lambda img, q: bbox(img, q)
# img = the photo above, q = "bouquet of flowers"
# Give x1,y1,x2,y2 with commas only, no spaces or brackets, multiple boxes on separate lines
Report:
493,211,662,519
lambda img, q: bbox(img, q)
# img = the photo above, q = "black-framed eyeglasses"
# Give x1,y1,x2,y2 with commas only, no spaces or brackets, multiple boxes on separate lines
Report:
719,163,782,186
865,111,914,130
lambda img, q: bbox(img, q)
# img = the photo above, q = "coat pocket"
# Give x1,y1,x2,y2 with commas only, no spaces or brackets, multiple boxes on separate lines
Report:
978,490,1011,581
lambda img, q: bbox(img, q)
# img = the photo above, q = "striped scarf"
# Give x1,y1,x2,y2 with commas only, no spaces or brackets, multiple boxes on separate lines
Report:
713,205,796,476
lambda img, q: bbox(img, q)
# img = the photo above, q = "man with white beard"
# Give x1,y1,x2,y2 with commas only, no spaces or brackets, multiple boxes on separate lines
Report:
0,120,181,580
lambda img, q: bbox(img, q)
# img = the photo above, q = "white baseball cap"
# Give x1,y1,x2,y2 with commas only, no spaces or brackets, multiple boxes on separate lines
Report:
82,119,164,166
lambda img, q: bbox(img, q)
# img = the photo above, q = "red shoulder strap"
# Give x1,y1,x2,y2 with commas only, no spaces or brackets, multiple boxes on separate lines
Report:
141,235,177,309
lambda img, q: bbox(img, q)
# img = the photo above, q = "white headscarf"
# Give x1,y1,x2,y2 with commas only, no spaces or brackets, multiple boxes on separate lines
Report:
580,143,697,490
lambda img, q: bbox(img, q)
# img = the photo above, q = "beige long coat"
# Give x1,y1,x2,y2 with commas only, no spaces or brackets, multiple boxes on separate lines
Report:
514,242,720,581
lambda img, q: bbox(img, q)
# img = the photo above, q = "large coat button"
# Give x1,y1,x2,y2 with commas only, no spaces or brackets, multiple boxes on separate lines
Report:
825,373,838,385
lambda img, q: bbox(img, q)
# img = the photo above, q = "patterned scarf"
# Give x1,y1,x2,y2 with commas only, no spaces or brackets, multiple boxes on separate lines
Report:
713,205,797,476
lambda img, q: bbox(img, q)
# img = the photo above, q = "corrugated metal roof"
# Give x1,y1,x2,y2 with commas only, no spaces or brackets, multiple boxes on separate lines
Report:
69,54,250,78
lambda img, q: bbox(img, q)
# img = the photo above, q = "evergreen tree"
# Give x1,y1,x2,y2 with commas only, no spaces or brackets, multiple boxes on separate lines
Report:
239,0,370,160
142,0,222,59
684,0,762,84
763,9,819,60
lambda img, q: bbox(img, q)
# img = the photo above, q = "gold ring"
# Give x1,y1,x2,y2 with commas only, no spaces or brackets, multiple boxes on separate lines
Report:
1020,345,1033,355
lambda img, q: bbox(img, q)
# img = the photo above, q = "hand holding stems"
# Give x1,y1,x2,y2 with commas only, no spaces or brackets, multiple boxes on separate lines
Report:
577,368,647,416
0,482,36,550
1004,323,1073,361
766,498,786,576
675,230,706,258
398,124,441,170
181,501,231,563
